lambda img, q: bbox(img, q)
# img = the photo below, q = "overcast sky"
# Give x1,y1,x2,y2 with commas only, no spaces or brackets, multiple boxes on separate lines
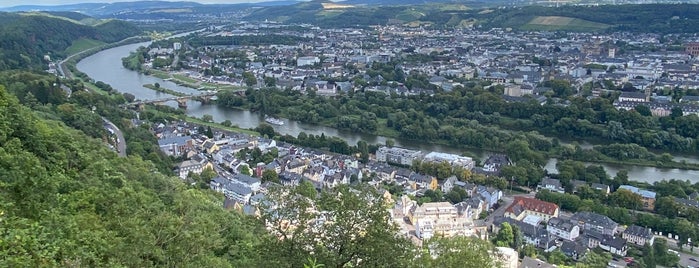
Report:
0,0,284,8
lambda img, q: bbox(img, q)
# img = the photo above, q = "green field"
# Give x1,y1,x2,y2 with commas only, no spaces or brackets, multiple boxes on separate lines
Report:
64,38,106,55
521,16,609,31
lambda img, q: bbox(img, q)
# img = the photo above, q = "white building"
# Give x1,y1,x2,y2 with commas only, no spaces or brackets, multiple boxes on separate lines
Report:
297,56,320,67
423,152,475,170
376,146,422,166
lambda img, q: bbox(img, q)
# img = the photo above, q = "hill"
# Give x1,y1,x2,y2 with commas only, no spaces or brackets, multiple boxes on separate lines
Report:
247,2,699,33
0,12,140,71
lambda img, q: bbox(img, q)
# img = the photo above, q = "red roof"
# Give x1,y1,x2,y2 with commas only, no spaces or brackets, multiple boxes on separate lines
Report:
506,196,559,216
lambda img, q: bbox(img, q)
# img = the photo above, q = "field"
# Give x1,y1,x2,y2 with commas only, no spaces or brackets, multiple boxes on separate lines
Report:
64,38,106,55
522,16,609,31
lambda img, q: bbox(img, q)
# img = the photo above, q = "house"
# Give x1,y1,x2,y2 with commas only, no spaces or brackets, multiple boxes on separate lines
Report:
176,160,205,179
618,185,657,210
504,196,559,222
477,186,502,210
538,177,565,194
570,211,618,236
473,154,511,175
279,171,302,186
411,202,473,239
493,217,555,249
232,174,261,192
560,240,587,261
441,176,457,193
622,225,655,246
546,218,580,241
157,136,193,156
584,230,628,256
591,183,611,195
202,139,220,154
376,146,422,166
210,176,253,204
495,247,518,268
520,256,556,268
410,173,438,190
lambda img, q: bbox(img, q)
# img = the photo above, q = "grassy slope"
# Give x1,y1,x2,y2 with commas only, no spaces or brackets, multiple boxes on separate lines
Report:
521,16,609,31
64,38,107,55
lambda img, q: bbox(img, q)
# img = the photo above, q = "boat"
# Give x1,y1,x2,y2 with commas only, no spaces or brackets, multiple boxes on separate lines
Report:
264,116,284,126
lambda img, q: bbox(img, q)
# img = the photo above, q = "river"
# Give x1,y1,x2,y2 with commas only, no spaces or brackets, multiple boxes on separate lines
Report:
77,41,699,184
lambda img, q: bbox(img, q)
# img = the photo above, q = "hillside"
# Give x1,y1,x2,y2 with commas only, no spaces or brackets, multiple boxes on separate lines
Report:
247,2,699,33
0,76,268,266
0,12,140,71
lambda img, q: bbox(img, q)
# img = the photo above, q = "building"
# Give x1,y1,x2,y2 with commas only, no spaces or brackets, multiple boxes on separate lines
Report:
495,247,518,268
546,218,580,241
412,202,473,239
504,196,559,222
686,42,699,57
176,160,205,179
376,146,422,166
158,136,193,157
423,151,475,170
538,177,565,194
210,176,253,204
173,42,182,50
520,256,556,268
622,225,655,246
618,185,657,210
618,91,648,103
232,173,261,192
297,56,320,67
570,211,618,236
583,230,628,256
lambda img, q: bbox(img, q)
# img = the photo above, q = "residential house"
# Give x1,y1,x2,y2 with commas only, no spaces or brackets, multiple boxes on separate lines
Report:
591,183,611,195
570,211,618,236
618,185,657,210
232,174,261,192
477,186,502,210
157,136,193,156
376,146,422,166
546,218,580,241
538,177,565,194
622,225,655,246
410,173,438,190
210,176,253,204
495,247,518,268
441,176,457,193
520,256,556,268
412,202,474,240
202,139,220,154
176,160,205,179
493,217,555,249
584,230,628,256
561,240,587,261
279,171,302,186
504,196,559,222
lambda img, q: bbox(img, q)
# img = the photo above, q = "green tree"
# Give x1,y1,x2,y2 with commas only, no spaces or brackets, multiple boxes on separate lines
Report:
415,236,497,268
494,222,514,247
262,169,280,184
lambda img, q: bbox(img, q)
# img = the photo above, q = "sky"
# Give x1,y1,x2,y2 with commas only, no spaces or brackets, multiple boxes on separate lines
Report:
0,0,284,8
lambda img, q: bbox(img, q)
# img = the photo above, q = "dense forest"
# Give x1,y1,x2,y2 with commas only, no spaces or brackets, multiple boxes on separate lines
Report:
0,12,141,71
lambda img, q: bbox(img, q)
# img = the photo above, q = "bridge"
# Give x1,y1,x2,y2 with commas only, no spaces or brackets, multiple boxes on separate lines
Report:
123,91,218,110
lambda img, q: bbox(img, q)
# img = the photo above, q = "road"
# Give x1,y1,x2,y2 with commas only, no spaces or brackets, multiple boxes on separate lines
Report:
482,191,536,227
103,117,126,157
659,234,699,268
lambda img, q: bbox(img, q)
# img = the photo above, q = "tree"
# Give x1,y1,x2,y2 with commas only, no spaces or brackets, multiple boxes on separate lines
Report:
416,236,497,268
205,126,214,138
610,189,643,210
243,71,257,87
238,165,252,176
547,250,567,265
202,114,213,123
154,82,160,89
259,185,413,267
221,120,232,127
655,196,680,218
494,222,514,247
262,169,279,184
576,251,611,268
297,180,317,199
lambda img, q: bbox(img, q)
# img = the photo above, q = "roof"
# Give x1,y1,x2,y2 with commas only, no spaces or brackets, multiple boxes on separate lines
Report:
158,135,192,146
570,211,618,230
233,174,261,185
506,196,559,217
618,185,656,199
624,225,653,239
548,218,576,232
521,256,556,268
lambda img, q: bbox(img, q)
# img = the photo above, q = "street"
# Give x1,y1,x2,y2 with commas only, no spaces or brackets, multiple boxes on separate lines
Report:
103,117,126,157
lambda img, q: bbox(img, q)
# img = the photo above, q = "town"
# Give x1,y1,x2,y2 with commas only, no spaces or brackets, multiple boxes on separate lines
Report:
120,20,699,268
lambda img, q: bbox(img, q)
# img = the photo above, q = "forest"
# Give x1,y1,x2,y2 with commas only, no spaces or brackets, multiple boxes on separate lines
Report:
0,12,140,71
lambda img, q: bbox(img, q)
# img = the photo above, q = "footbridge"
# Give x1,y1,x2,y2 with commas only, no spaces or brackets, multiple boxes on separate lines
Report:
124,91,217,110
